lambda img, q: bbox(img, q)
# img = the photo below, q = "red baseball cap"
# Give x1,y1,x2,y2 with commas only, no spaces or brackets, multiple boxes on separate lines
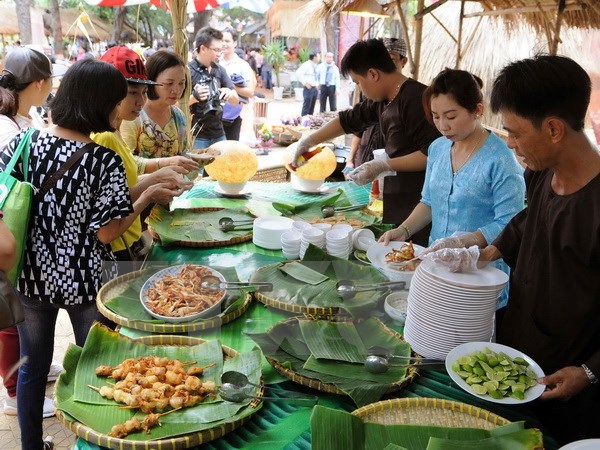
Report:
100,46,160,85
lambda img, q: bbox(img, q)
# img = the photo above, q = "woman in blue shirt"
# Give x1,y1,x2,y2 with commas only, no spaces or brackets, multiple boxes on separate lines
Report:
380,68,525,308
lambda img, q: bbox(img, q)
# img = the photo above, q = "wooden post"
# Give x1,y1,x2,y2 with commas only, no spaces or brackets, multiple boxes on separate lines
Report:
351,16,366,106
550,0,566,55
395,0,414,75
413,0,425,81
456,0,465,68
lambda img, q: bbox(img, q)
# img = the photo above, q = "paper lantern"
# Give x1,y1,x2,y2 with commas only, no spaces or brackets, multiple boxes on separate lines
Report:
204,141,258,193
286,144,337,181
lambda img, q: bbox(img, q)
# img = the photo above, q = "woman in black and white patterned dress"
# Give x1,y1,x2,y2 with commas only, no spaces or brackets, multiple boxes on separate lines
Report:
0,59,135,450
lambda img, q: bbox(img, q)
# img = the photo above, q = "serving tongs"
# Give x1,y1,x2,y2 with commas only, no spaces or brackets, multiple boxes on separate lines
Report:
364,346,445,373
218,216,255,232
321,204,369,218
336,279,406,300
200,275,273,292
386,256,422,269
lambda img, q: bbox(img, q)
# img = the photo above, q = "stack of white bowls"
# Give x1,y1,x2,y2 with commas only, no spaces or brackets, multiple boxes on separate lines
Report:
280,231,301,259
299,228,326,259
253,216,294,249
325,229,352,259
292,220,312,234
403,259,509,360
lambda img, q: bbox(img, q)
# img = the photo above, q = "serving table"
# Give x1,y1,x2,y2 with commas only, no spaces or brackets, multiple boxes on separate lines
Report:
73,180,559,450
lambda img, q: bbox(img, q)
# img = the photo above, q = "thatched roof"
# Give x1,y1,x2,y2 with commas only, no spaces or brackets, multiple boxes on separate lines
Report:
43,8,138,42
304,0,600,31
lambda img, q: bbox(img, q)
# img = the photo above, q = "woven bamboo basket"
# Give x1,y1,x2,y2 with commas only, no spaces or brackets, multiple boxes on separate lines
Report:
352,397,510,429
96,270,253,333
55,335,263,450
254,290,345,317
249,166,289,183
265,317,417,396
147,226,253,248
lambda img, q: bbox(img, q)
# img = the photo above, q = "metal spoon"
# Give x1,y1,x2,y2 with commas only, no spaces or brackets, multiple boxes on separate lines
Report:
219,371,317,406
335,279,406,300
364,355,446,374
218,216,254,232
321,204,369,218
200,275,273,292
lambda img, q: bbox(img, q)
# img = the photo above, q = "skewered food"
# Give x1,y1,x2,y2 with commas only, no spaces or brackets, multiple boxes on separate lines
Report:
89,356,217,438
145,265,225,318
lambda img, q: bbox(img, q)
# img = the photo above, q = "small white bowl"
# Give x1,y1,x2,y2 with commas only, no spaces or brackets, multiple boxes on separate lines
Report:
281,230,302,244
384,291,409,325
352,229,375,249
313,223,333,232
291,174,324,191
302,227,325,240
218,181,246,195
331,224,353,235
282,250,300,260
292,221,312,233
355,236,377,252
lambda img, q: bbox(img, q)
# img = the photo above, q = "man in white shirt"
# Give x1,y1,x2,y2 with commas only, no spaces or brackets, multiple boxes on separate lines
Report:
316,51,340,113
295,53,320,116
219,28,256,140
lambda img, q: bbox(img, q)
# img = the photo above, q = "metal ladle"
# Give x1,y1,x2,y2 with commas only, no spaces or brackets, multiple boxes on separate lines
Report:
200,275,273,292
364,355,446,374
218,217,254,232
336,279,406,300
321,204,369,218
219,371,317,406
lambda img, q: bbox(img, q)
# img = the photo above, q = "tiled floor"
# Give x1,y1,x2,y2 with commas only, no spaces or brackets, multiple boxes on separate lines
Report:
0,309,77,450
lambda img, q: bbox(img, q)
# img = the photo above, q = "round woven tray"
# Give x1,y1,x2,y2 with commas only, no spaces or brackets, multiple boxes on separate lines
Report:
352,397,509,429
265,317,417,396
148,226,253,248
96,270,252,333
55,335,262,450
254,290,344,317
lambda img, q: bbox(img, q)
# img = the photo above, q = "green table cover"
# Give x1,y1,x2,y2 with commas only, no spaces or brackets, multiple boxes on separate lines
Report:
74,182,559,450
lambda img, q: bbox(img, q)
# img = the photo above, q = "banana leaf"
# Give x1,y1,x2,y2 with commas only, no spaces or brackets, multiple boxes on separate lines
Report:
247,318,411,406
384,445,409,450
148,206,255,246
311,406,537,450
103,266,247,323
278,261,329,285
56,324,263,441
425,429,544,449
272,188,343,216
299,321,367,363
249,254,389,317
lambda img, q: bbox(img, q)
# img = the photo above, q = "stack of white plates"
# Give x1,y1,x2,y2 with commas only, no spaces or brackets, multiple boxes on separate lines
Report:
403,259,508,360
299,228,326,258
253,216,294,249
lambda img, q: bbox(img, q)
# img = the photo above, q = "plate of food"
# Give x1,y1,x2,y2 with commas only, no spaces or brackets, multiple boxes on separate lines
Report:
140,264,227,323
445,342,546,404
367,241,425,284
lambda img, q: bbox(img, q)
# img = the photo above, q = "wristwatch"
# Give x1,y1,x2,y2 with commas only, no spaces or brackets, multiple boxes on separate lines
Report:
582,364,598,384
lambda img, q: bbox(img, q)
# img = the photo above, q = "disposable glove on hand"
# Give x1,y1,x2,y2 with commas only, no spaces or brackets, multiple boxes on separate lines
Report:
289,136,315,168
420,232,478,257
427,246,480,273
347,159,392,185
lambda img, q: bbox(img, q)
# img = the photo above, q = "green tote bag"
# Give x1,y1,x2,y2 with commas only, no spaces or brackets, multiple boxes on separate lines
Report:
0,128,35,285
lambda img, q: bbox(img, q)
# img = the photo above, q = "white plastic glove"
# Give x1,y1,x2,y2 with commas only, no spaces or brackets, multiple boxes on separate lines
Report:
289,135,316,168
426,246,480,273
420,232,478,257
347,159,392,185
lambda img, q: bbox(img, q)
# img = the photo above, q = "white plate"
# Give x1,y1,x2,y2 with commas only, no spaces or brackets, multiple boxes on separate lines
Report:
140,265,226,323
214,186,251,197
420,259,509,289
445,342,546,405
367,242,426,272
559,439,600,450
291,184,333,195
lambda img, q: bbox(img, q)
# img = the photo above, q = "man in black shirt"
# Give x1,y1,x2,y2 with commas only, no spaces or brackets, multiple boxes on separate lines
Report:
189,27,239,149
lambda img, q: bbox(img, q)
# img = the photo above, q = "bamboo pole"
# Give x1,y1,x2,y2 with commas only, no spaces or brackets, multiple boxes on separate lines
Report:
413,0,425,81
351,15,365,106
169,0,192,150
550,0,567,55
394,0,414,76
430,12,457,44
456,0,465,68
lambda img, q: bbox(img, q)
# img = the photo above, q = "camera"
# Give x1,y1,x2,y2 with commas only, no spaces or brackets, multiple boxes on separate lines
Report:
193,74,223,116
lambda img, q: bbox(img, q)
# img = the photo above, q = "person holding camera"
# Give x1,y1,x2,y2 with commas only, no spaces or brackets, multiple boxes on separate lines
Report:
189,27,239,149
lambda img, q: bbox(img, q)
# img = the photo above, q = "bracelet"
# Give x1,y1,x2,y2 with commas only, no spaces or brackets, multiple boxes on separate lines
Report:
398,224,411,239
582,364,598,384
